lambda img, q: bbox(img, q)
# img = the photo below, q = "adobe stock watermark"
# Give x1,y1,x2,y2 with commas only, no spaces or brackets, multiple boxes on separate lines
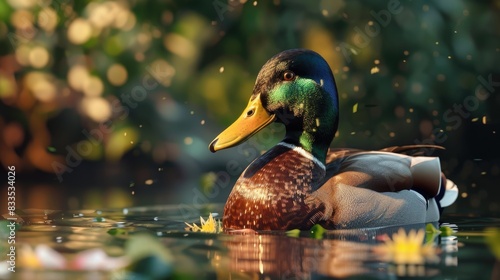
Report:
212,0,242,21
51,62,174,182
338,0,403,63
413,74,499,154
6,166,17,273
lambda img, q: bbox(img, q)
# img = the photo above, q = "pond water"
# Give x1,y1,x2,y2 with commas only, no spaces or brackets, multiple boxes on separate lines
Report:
2,204,499,280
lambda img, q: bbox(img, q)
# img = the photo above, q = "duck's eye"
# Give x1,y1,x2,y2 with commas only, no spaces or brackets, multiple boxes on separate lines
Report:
246,109,255,117
283,71,295,81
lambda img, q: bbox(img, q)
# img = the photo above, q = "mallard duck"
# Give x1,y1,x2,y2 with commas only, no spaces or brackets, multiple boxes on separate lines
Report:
209,49,458,230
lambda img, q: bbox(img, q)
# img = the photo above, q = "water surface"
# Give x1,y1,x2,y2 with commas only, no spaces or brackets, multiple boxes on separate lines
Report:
2,204,499,279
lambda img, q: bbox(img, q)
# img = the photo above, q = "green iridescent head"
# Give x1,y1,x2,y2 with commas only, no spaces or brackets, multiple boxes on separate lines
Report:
210,49,339,163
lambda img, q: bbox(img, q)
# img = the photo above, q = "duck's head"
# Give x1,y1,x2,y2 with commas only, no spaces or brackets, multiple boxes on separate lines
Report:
209,49,339,163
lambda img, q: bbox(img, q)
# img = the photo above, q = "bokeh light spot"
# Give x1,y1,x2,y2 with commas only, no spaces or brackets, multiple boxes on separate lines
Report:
116,11,136,31
30,76,57,102
0,74,16,99
38,7,58,32
184,137,193,145
107,63,128,86
83,76,104,97
394,106,405,118
67,18,92,45
68,65,90,91
29,46,50,68
148,59,175,87
7,0,36,9
15,45,31,66
163,33,196,58
419,120,433,136
81,97,112,122
11,10,34,29
88,3,115,28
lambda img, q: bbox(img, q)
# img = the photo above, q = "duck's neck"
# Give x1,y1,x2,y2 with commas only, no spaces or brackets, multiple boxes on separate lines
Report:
281,105,338,164
283,130,329,164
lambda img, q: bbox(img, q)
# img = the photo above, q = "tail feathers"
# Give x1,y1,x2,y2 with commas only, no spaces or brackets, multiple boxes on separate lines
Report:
440,179,459,208
380,145,445,156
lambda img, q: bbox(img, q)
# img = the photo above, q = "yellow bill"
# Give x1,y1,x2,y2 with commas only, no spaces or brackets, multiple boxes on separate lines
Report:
209,94,276,152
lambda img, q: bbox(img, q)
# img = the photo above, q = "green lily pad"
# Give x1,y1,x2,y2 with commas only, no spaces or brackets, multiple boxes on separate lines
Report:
108,228,129,236
286,229,301,238
439,225,455,237
310,224,326,239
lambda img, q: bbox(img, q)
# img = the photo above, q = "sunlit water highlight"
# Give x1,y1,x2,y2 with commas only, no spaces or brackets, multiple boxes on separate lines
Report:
2,204,499,279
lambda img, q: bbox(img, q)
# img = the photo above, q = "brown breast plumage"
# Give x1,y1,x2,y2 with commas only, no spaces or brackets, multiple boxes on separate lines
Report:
223,143,326,230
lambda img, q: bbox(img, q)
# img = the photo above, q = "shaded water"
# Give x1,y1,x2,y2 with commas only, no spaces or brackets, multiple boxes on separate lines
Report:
2,204,499,280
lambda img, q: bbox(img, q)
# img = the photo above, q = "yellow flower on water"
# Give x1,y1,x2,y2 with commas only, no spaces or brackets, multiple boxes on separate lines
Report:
18,245,43,269
185,213,222,233
375,228,438,265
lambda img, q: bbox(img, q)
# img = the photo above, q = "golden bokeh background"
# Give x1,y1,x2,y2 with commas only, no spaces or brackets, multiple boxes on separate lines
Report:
0,0,499,214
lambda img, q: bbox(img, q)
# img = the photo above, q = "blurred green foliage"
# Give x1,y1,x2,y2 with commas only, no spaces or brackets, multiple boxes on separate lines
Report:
0,0,499,211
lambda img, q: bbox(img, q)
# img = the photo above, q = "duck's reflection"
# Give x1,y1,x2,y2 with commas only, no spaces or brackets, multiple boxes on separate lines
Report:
210,223,455,279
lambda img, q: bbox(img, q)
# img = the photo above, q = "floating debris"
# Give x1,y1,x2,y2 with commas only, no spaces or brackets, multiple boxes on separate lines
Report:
352,103,358,113
370,66,380,74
